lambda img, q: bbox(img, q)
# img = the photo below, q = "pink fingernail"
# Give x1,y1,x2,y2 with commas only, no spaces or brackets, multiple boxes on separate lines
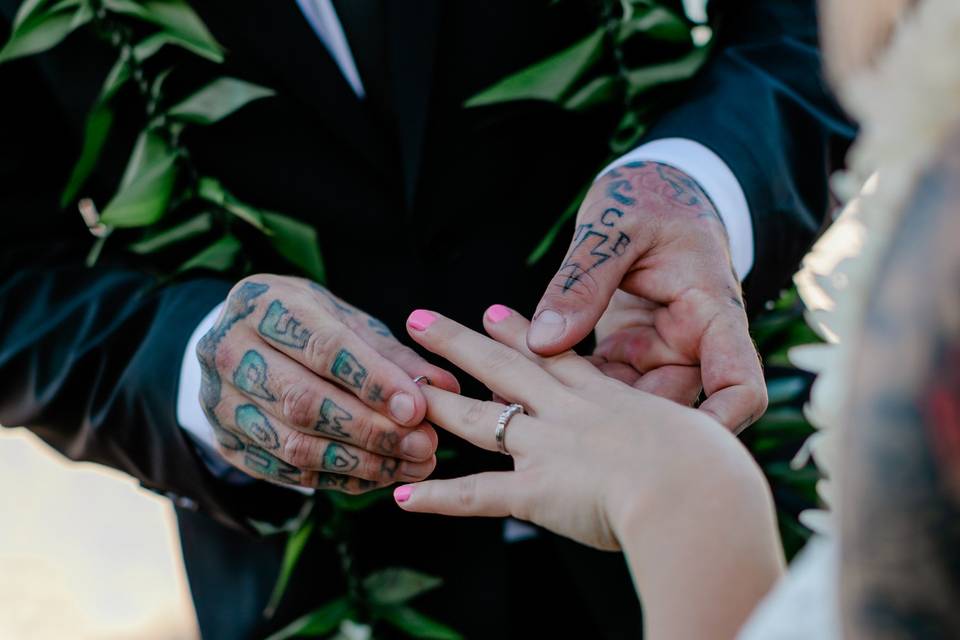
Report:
486,304,511,323
394,485,413,503
407,310,436,331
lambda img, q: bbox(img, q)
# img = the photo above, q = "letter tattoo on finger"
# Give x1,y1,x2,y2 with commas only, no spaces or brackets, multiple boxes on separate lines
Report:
322,443,360,472
331,349,368,389
259,300,311,348
233,350,276,401
235,404,280,450
245,445,301,483
316,398,352,438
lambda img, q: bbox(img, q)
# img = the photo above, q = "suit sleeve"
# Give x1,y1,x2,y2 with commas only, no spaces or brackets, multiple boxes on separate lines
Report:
0,22,303,534
641,0,856,312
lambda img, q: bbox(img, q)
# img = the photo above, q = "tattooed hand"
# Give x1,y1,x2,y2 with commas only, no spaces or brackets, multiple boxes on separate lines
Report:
527,162,766,431
195,275,460,492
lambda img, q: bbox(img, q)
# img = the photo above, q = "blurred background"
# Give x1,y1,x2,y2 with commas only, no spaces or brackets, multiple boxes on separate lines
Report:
0,427,199,639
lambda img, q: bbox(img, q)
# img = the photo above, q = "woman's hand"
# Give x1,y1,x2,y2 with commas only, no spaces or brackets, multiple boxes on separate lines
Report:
394,305,784,639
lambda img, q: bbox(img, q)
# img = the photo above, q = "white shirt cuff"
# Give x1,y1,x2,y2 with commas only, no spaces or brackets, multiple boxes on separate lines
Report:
177,301,225,453
599,138,755,281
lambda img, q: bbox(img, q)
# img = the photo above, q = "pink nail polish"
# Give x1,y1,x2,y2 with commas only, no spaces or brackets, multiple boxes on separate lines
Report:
394,485,413,503
407,310,436,331
486,304,511,323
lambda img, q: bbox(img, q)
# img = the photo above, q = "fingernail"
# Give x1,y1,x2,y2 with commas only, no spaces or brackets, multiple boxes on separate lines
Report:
407,309,436,331
401,430,433,459
389,392,416,423
528,309,565,347
394,485,413,503
485,304,511,323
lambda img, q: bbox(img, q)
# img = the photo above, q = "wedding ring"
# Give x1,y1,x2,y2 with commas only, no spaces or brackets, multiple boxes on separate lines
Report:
495,403,524,455
413,375,431,386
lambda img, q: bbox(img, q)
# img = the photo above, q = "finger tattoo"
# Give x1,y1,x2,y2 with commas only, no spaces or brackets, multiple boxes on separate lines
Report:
245,445,301,483
233,350,276,401
322,443,360,472
235,404,280,450
315,398,352,438
331,349,368,389
259,300,311,348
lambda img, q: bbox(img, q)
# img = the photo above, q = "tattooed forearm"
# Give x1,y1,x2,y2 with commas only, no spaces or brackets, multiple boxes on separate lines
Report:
233,350,276,401
841,137,960,640
331,349,368,389
322,443,360,472
245,445,301,484
316,398,353,438
235,404,280,450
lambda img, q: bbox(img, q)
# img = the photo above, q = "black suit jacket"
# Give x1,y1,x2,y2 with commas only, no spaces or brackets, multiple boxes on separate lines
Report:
0,1,853,637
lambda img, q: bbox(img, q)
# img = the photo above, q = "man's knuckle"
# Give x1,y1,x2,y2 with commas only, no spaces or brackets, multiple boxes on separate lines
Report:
304,323,341,369
282,431,314,468
280,383,318,429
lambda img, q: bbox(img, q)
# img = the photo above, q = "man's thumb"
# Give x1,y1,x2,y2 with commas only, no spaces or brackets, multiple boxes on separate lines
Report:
527,259,622,355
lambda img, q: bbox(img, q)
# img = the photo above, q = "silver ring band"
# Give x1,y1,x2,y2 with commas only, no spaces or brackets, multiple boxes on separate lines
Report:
413,375,431,386
495,403,524,455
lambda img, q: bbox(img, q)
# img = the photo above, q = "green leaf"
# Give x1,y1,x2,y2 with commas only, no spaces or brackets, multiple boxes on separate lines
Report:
61,103,114,208
264,518,315,618
61,53,132,208
617,6,691,44
128,212,212,254
13,0,51,30
750,407,812,438
99,135,178,227
380,606,462,640
102,0,223,61
327,487,391,512
196,177,267,231
132,26,225,63
0,2,88,64
466,28,604,107
624,45,708,99
264,597,355,640
167,77,275,125
176,233,241,273
563,75,621,111
262,211,326,283
364,568,443,606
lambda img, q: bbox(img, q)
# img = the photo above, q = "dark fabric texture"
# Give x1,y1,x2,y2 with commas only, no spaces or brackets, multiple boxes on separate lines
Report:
0,0,851,637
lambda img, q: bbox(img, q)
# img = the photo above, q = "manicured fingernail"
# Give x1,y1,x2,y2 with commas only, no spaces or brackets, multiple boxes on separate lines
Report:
401,430,433,459
394,485,413,503
485,304,511,323
407,309,436,331
389,392,416,423
528,309,565,347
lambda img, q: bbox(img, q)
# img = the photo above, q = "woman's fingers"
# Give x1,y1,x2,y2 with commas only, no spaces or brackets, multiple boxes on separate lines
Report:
393,472,523,518
420,385,539,455
405,309,561,410
482,304,603,387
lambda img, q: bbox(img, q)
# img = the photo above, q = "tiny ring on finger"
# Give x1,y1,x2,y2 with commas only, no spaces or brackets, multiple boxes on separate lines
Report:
413,375,431,386
495,403,525,456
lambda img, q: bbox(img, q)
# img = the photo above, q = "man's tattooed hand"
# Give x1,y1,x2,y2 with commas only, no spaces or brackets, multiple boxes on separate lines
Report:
528,161,765,432
195,275,460,493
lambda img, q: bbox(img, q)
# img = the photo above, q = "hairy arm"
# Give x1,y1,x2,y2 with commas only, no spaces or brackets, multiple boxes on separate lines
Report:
841,131,960,638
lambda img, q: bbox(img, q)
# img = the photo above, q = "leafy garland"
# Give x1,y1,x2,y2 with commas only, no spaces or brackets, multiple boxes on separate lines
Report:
2,1,821,638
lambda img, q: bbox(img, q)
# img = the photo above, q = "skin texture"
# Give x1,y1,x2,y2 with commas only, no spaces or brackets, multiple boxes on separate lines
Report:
841,135,960,639
397,306,784,639
196,274,460,493
528,162,767,432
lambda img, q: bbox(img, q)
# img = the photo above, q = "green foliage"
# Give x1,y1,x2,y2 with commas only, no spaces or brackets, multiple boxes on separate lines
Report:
266,597,356,640
379,606,462,640
167,77,275,125
0,0,89,63
264,517,317,618
363,568,443,607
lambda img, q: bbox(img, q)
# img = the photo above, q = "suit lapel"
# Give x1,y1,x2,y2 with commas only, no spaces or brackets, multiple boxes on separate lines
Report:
385,0,442,209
